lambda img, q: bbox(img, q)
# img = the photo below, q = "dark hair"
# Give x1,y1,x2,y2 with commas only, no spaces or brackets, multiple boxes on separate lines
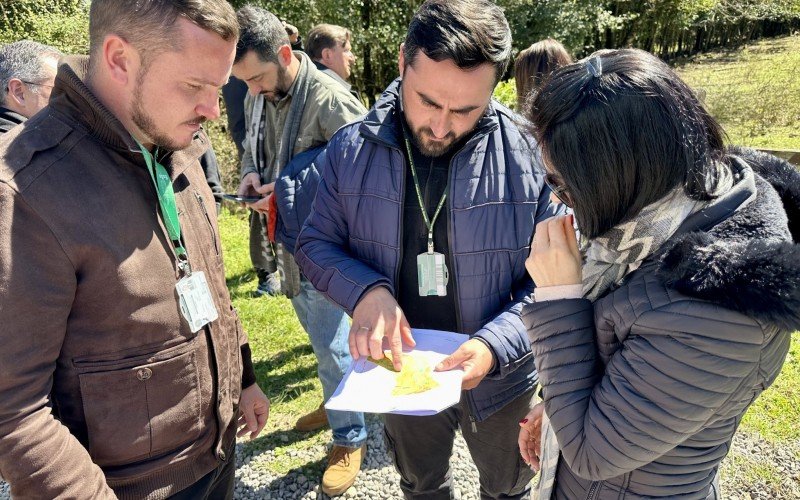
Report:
235,5,289,64
403,0,511,83
89,0,238,70
0,40,62,105
514,39,572,109
306,24,351,61
527,48,727,239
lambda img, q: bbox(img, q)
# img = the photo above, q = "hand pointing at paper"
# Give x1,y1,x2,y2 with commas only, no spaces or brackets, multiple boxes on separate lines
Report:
350,287,416,371
435,338,496,390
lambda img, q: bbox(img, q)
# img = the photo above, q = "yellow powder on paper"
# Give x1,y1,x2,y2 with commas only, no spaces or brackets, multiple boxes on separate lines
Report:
368,351,439,396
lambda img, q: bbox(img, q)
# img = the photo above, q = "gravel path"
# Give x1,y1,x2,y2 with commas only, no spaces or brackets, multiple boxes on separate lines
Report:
1,421,798,499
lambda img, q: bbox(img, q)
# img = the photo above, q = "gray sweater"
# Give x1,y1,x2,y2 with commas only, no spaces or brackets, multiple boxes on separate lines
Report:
523,148,800,499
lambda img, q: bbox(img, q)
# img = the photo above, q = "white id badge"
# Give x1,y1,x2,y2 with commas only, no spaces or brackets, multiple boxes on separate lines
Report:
175,271,219,332
417,252,449,296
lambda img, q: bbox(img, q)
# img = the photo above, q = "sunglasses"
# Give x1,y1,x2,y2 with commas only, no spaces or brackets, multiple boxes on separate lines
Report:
544,172,572,207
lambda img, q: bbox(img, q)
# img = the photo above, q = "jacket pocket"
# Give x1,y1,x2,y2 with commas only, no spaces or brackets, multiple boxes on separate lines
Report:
78,346,203,467
194,190,221,260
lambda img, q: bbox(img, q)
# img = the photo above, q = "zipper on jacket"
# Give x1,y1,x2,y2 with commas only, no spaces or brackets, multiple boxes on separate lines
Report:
446,124,503,427
585,481,601,500
445,133,485,334
194,191,220,257
468,412,477,433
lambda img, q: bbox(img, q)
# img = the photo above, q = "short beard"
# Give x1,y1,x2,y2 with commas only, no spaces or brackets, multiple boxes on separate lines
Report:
130,65,195,151
409,125,462,158
262,64,292,103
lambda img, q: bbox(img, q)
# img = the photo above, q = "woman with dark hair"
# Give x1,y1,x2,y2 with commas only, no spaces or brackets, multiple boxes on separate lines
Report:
514,39,572,110
517,48,800,499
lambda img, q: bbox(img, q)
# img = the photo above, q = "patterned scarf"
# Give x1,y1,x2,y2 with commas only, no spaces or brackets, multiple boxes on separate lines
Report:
581,188,706,301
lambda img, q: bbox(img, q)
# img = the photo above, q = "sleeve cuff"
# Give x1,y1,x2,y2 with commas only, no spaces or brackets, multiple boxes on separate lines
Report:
240,166,258,182
471,336,498,376
534,284,583,302
241,343,257,389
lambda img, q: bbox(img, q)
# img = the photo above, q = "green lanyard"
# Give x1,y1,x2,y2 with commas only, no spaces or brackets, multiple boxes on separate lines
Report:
402,129,448,254
136,141,190,273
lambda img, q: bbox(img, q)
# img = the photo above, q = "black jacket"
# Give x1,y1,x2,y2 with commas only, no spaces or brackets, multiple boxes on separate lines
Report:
0,106,24,134
523,148,800,499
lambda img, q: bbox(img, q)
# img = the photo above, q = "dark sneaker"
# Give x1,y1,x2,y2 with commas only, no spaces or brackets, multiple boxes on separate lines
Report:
254,272,282,297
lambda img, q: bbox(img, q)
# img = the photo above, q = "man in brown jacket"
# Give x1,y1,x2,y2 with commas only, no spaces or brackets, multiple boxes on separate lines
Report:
0,1,269,499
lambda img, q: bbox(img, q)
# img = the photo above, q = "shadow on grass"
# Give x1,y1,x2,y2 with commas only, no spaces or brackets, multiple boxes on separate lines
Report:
238,425,329,456
253,344,319,404
226,270,256,297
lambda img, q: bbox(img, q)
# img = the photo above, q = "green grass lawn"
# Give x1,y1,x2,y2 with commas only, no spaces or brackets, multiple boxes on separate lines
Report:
676,34,800,151
219,208,331,474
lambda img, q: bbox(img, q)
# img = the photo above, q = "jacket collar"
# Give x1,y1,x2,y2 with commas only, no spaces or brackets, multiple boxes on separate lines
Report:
657,149,800,331
358,78,499,150
49,56,206,180
313,61,353,92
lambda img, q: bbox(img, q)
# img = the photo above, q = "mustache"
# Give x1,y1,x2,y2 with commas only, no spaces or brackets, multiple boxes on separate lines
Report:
420,128,456,142
184,116,207,126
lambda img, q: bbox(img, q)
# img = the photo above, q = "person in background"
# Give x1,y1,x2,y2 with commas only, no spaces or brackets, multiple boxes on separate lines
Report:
222,76,249,159
200,146,224,213
295,1,564,498
0,40,61,132
223,21,304,161
306,23,360,100
513,38,572,110
222,21,303,296
232,5,368,496
0,1,270,498
518,48,799,499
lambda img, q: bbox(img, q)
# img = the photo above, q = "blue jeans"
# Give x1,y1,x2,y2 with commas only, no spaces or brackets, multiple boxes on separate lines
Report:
291,279,367,448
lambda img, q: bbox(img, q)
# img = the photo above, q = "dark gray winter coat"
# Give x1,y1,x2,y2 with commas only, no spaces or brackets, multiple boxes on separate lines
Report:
522,148,800,499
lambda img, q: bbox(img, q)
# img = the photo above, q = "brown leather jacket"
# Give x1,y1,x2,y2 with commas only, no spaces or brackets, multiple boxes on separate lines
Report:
0,57,251,499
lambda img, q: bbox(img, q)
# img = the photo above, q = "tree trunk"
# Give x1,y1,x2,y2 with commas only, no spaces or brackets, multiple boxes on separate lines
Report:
360,0,376,106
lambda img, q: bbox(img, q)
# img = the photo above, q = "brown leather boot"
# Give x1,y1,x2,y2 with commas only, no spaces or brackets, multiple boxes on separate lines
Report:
294,403,329,432
321,444,364,496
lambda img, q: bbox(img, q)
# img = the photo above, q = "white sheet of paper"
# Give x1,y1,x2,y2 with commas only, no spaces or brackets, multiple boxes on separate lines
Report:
325,328,467,416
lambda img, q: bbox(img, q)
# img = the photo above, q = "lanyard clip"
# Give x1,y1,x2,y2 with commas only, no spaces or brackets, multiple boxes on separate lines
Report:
427,233,435,254
177,255,192,277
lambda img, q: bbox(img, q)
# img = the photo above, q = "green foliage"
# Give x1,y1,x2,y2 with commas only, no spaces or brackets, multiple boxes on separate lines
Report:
492,78,518,110
0,0,89,54
230,0,800,108
7,0,797,109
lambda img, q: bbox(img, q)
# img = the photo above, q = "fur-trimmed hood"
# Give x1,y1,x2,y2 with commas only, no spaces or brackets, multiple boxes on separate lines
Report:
659,147,800,332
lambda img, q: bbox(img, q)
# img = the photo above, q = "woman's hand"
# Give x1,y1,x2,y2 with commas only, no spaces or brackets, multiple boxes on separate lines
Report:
518,402,545,472
526,215,582,287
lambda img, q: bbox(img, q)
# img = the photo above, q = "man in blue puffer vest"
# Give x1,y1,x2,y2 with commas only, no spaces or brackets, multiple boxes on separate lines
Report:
295,1,564,497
